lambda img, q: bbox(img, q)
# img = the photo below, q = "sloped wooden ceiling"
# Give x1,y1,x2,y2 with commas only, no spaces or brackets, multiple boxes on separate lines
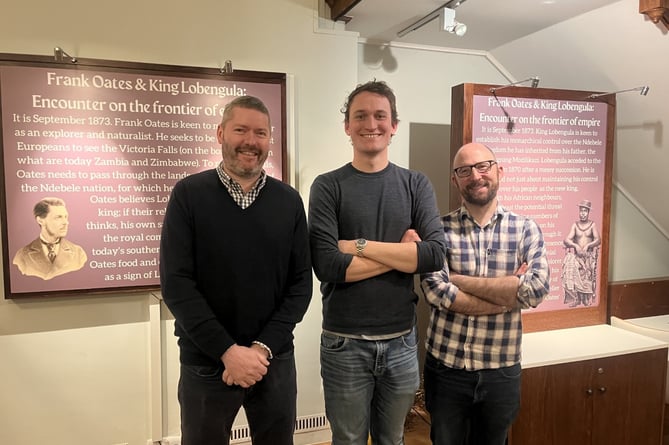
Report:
325,0,362,21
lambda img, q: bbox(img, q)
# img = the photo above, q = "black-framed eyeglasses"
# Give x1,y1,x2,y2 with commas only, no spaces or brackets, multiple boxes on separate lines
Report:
453,160,497,178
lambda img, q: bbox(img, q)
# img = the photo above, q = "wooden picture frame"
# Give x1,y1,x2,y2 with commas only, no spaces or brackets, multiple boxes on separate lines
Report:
450,83,615,332
0,53,287,298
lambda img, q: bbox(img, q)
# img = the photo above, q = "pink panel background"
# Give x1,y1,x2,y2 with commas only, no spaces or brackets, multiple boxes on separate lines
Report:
472,95,607,312
1,65,284,296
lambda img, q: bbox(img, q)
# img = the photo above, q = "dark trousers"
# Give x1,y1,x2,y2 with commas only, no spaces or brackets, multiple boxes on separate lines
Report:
178,350,297,445
424,354,521,445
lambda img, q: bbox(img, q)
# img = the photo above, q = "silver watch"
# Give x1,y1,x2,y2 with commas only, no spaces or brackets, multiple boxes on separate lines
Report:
355,238,367,257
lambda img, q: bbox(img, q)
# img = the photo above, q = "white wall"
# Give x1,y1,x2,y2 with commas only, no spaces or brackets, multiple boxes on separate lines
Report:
0,322,150,444
610,188,669,280
1,1,668,444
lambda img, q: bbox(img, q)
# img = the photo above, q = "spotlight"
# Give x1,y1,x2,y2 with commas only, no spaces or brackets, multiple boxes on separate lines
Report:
53,46,77,64
220,60,234,74
440,8,467,36
489,77,540,94
588,86,650,99
396,0,468,38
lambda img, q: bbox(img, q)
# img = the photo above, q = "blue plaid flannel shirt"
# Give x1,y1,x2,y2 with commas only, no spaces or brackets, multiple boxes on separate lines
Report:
420,204,550,370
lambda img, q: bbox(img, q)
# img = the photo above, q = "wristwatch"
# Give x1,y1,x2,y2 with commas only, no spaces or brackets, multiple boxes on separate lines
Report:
355,238,367,257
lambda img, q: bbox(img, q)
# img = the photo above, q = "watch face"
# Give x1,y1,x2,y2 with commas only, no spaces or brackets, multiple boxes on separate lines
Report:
355,239,367,256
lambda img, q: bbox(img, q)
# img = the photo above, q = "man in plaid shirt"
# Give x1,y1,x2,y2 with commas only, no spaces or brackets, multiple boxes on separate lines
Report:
420,142,550,445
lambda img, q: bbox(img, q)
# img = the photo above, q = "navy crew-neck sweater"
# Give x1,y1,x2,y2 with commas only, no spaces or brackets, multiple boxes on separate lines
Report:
160,169,312,366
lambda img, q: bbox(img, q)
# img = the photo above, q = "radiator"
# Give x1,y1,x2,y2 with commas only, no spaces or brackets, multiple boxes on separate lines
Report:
161,412,330,445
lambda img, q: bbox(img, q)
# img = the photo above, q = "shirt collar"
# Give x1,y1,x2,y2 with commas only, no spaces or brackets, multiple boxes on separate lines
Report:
459,203,504,227
40,237,61,245
216,161,267,192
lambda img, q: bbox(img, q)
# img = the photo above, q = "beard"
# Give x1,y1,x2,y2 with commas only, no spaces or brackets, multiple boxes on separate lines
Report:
461,179,499,206
221,143,268,180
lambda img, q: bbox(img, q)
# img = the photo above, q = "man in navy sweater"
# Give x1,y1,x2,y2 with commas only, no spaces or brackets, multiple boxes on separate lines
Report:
160,96,312,445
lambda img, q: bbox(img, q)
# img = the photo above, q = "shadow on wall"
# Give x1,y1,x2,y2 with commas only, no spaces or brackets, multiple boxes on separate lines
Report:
1,291,153,335
362,44,399,72
617,120,663,147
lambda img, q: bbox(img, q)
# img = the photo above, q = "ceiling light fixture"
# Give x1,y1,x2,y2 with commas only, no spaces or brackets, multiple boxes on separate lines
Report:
440,7,467,37
588,86,650,98
396,0,468,38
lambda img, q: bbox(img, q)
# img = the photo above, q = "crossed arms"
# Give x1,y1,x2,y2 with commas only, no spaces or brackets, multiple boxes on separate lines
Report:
443,265,527,315
337,229,422,281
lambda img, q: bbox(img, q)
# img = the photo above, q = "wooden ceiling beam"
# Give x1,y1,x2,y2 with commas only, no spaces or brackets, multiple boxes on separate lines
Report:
324,0,362,21
640,0,669,28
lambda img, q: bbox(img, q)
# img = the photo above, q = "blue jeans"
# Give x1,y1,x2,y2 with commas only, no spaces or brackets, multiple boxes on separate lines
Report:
423,354,521,445
320,327,420,445
178,350,296,445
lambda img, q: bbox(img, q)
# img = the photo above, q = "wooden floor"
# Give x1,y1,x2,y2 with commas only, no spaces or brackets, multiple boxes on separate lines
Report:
316,407,431,445
403,408,431,445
